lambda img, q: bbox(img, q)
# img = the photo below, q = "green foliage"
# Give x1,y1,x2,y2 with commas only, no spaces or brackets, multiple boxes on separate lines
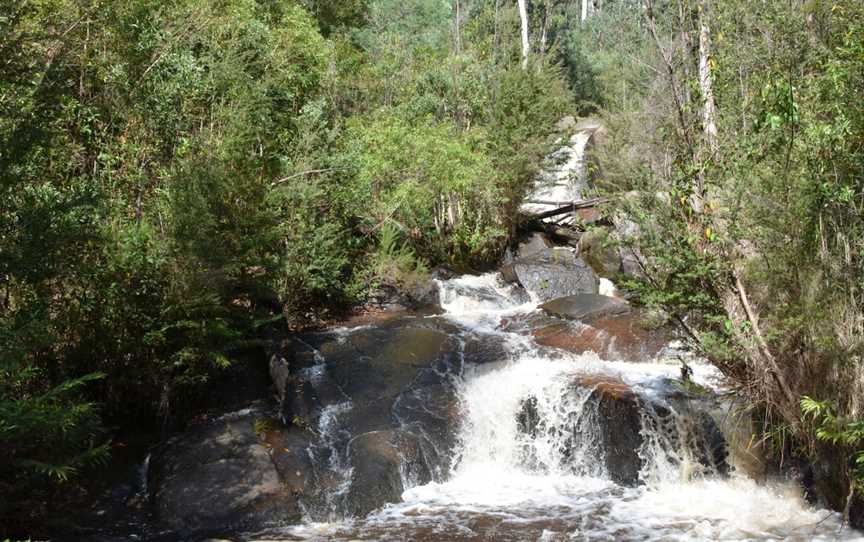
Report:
344,111,505,264
253,417,277,437
592,0,864,507
802,397,864,489
0,371,109,526
0,0,576,533
370,223,429,291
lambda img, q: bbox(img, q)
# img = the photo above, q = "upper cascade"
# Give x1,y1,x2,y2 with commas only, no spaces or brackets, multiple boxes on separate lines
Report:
520,118,602,226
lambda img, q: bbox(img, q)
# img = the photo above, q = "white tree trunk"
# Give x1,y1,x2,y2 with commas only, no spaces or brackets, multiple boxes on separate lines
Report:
581,0,589,25
454,0,462,54
540,0,550,56
698,5,719,153
517,0,530,68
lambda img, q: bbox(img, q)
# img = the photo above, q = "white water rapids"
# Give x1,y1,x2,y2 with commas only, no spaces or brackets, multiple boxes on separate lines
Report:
284,274,860,542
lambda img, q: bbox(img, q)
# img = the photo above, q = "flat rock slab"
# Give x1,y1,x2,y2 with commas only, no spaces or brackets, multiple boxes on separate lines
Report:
540,293,630,323
533,307,673,363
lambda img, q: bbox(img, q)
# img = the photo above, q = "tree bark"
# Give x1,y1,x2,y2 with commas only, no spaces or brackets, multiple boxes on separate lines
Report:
540,0,551,57
643,1,695,157
698,0,719,154
518,0,530,68
581,0,589,25
521,197,609,221
454,0,462,54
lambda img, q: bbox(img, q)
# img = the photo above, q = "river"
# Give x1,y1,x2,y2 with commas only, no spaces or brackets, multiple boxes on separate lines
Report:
272,273,859,541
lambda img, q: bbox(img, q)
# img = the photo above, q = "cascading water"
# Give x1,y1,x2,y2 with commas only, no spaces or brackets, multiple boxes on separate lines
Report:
285,273,859,541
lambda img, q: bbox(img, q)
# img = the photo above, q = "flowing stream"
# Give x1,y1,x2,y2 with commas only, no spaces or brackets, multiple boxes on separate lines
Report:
279,274,860,541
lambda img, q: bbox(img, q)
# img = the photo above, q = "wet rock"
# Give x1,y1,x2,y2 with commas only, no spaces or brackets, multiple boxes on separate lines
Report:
366,277,441,312
500,262,519,284
513,376,643,485
778,448,864,527
540,294,630,323
267,428,316,498
851,492,864,530
807,444,862,520
516,396,540,438
392,374,460,480
577,377,644,486
547,376,729,487
696,411,729,475
150,407,299,538
513,248,599,302
277,318,464,519
462,332,510,365
346,430,431,517
323,323,458,436
533,310,672,362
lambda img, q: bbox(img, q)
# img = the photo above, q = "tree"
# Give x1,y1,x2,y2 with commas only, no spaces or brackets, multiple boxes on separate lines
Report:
518,0,530,67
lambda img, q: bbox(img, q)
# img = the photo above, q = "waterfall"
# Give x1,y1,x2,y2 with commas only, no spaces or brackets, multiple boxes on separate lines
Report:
284,273,854,541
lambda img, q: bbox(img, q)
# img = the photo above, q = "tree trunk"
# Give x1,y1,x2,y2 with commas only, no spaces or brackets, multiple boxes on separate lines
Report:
581,0,589,25
518,0,530,68
454,0,462,54
698,0,719,153
540,0,551,57
678,0,693,109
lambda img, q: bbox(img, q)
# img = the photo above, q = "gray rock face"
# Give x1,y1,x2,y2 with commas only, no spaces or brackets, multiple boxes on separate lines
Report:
366,277,441,312
512,248,599,302
150,407,299,537
555,115,577,132
540,293,630,323
269,340,317,427
516,232,553,260
346,430,431,517
281,318,464,518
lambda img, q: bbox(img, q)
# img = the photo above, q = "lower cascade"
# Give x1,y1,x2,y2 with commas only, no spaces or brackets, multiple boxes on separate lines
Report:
265,274,858,541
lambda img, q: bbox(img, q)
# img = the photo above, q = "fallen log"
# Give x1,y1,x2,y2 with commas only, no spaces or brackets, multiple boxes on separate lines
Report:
521,197,609,221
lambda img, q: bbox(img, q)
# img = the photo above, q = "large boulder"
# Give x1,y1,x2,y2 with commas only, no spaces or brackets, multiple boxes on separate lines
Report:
578,376,644,485
512,248,599,302
514,375,728,487
149,407,300,538
271,317,464,519
516,232,554,260
365,276,441,312
462,331,511,365
514,376,643,485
